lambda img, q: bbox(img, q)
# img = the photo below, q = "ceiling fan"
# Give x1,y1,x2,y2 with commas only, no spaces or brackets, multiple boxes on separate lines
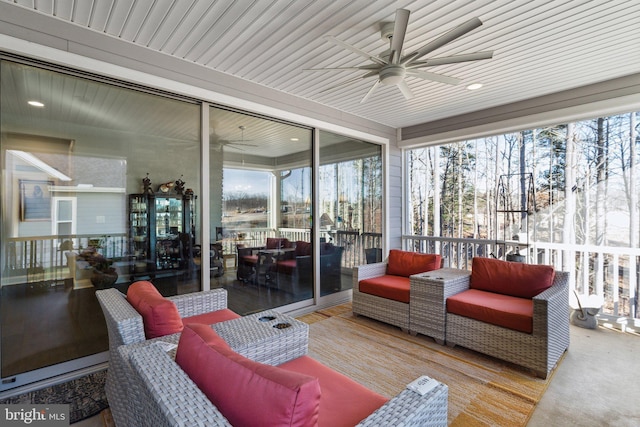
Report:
219,125,257,151
305,9,493,103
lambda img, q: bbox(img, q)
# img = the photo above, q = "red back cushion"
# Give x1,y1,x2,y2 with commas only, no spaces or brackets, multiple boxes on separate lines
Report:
295,241,312,257
386,250,441,277
127,281,183,338
267,238,291,249
176,324,321,427
471,257,556,298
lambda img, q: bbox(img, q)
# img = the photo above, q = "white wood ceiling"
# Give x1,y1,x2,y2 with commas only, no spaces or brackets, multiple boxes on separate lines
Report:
3,0,640,129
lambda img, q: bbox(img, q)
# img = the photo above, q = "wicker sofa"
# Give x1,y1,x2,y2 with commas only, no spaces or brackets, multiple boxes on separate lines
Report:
353,250,442,332
119,324,449,427
95,284,238,427
444,257,570,378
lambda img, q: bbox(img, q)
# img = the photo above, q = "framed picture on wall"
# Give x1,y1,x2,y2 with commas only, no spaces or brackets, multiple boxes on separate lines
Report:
20,179,53,221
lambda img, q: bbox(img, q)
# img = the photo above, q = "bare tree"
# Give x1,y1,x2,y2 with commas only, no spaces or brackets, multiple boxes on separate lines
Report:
563,122,577,279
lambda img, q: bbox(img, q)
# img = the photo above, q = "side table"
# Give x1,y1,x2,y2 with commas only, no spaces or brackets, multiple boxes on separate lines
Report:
213,309,309,365
410,268,471,344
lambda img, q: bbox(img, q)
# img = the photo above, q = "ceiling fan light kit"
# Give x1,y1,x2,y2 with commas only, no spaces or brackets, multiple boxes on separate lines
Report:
306,9,493,103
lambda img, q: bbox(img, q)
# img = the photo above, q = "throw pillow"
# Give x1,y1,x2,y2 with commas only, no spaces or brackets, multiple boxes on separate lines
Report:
470,257,556,298
176,324,321,427
386,250,441,277
127,281,183,338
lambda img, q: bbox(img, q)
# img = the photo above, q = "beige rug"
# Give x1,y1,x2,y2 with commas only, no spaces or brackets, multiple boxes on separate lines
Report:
299,304,556,426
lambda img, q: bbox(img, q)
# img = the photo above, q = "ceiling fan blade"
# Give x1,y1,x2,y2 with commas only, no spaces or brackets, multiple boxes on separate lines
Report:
406,69,461,85
397,80,414,100
408,51,493,67
324,35,387,65
403,17,483,64
303,64,381,71
360,80,381,103
390,9,410,64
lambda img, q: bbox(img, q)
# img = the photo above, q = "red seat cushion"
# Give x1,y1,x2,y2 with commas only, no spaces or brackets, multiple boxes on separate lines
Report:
183,308,241,326
240,254,259,265
176,324,321,427
280,356,388,427
471,257,555,298
386,250,441,277
127,281,183,338
359,275,410,303
277,259,298,275
447,289,534,333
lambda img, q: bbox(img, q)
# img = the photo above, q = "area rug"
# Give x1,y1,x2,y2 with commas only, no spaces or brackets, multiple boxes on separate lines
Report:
298,304,556,426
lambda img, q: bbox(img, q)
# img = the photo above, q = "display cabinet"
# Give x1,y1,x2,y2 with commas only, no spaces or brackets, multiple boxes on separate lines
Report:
128,193,193,275
129,194,154,274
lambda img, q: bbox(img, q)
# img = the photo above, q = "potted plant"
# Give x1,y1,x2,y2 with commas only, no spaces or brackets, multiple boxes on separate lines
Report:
80,248,118,288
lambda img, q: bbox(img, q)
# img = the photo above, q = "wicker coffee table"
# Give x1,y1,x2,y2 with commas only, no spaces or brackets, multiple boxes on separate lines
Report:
213,309,309,365
410,268,471,344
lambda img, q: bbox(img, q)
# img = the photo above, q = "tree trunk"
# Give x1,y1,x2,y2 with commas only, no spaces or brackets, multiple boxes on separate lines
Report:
563,123,577,282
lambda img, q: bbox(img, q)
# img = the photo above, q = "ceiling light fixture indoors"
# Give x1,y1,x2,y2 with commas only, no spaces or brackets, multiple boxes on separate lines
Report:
28,100,44,107
466,83,483,90
305,9,493,103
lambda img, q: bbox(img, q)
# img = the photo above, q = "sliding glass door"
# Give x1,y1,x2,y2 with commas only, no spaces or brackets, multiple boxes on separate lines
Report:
0,57,385,394
0,59,201,389
318,131,383,296
209,107,313,314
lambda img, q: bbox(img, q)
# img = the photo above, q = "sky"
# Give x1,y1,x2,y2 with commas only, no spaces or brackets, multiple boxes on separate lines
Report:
224,169,270,196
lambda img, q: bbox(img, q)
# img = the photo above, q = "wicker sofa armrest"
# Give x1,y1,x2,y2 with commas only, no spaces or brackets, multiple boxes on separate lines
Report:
353,262,388,290
167,288,228,318
532,271,570,336
357,383,448,427
128,344,232,427
96,288,146,347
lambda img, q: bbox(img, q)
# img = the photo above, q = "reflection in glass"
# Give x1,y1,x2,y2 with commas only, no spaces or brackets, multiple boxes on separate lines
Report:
210,107,312,314
0,60,200,382
319,130,383,296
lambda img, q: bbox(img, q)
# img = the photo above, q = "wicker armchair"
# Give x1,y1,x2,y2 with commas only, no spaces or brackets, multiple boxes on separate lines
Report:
124,343,449,427
445,270,570,379
96,287,230,427
353,250,442,332
353,261,411,331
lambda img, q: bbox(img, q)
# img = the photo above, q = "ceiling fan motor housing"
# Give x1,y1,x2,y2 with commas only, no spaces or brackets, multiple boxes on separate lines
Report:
380,22,395,41
379,65,406,85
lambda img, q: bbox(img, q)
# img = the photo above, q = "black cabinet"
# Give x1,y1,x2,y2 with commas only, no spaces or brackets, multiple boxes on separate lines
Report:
128,193,194,274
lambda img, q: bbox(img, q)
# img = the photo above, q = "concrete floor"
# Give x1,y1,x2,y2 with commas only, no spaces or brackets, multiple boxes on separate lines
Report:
528,325,640,426
73,323,640,426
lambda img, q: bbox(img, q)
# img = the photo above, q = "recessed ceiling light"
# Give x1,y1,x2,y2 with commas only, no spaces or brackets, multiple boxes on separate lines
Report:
290,138,299,141
28,100,45,107
466,83,483,90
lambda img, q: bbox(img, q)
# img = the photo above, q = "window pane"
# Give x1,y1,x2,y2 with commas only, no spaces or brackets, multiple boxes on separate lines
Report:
319,131,383,295
57,222,72,235
210,107,312,313
1,60,200,384
58,199,72,221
